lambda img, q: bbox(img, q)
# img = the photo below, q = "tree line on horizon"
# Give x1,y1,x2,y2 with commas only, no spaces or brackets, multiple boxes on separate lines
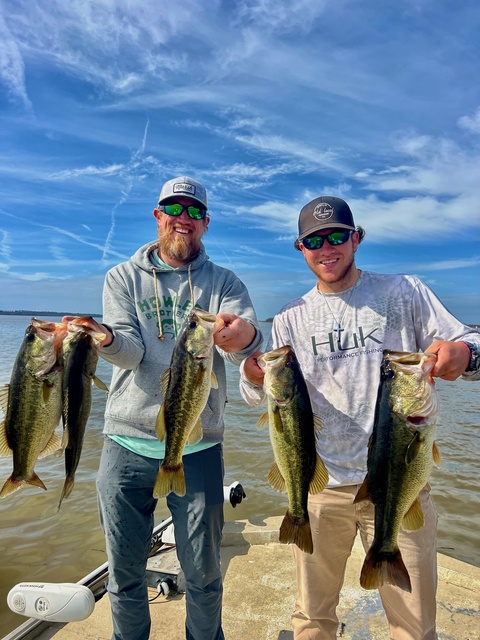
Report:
0,310,102,317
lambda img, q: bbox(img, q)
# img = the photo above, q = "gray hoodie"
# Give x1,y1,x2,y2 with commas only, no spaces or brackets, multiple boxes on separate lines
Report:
99,241,263,442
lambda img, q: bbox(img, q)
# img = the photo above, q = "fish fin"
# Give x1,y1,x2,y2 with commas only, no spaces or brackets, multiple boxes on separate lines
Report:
267,462,286,493
92,375,109,393
279,512,313,555
56,427,69,457
42,379,56,404
272,405,284,433
0,475,26,497
360,544,411,593
0,384,9,414
257,411,269,429
309,454,329,494
39,432,62,458
160,369,171,397
187,419,203,445
155,404,167,442
0,472,47,498
402,497,424,531
405,431,424,465
0,419,13,456
313,414,323,432
210,371,218,390
57,476,75,511
353,476,371,503
432,441,441,466
191,360,207,388
153,464,186,498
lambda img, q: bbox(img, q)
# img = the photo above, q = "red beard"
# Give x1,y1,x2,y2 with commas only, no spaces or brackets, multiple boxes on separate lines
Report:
158,226,202,263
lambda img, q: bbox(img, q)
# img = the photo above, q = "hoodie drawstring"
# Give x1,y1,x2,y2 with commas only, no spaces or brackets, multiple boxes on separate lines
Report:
153,263,195,341
153,268,164,340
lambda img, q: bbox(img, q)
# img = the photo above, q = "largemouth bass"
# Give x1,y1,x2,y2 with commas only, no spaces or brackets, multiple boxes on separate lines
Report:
354,350,440,592
0,319,66,497
153,308,223,498
257,345,329,554
57,318,108,510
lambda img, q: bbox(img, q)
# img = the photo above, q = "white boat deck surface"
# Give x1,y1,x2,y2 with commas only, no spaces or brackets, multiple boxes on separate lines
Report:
5,517,480,640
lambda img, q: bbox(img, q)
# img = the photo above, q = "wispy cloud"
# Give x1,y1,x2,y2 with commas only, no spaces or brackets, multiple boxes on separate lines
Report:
457,107,480,135
0,229,12,261
409,256,480,272
0,9,32,110
48,165,126,180
45,226,129,262
0,0,478,322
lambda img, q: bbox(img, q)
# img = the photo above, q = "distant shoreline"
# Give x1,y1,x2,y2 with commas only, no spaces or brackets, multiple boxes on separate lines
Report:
0,310,102,318
0,312,476,328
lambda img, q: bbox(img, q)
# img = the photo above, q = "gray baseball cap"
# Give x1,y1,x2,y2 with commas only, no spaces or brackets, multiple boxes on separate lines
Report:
158,176,208,209
294,196,360,250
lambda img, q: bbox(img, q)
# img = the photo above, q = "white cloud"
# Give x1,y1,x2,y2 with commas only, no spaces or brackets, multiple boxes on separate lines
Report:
356,131,480,198
457,107,480,135
0,10,32,110
0,229,12,261
48,164,126,180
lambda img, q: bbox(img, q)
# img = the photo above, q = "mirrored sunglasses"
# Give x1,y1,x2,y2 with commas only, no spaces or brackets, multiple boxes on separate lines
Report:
160,203,207,220
302,230,352,251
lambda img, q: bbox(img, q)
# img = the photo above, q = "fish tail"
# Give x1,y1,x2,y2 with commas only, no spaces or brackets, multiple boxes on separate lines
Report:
279,512,314,555
360,545,412,593
0,472,47,498
153,464,186,498
57,475,75,511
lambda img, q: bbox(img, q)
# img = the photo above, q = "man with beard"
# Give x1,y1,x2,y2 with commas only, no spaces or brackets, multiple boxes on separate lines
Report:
85,177,262,640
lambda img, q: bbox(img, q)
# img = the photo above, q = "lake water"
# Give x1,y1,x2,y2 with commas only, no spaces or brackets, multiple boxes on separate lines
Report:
0,315,479,636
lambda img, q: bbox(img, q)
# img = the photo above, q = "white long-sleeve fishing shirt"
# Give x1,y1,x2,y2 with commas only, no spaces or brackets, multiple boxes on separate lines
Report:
240,271,480,487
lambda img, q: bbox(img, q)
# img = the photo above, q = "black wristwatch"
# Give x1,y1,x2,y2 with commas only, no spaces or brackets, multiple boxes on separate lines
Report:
461,341,480,372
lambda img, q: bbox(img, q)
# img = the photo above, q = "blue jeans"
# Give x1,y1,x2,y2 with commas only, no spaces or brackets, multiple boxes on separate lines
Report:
96,437,225,640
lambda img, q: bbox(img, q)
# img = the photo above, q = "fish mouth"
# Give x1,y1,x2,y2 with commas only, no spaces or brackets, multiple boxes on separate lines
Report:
192,309,224,334
260,345,291,362
257,345,292,374
384,350,437,378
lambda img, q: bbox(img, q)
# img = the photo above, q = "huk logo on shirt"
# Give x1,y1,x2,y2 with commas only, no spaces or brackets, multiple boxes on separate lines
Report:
311,326,383,356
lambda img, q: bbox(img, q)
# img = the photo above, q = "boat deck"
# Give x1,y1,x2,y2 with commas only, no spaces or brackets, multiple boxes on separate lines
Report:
5,517,480,640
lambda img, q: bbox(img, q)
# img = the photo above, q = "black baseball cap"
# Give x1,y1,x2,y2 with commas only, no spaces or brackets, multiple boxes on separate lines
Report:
294,196,363,250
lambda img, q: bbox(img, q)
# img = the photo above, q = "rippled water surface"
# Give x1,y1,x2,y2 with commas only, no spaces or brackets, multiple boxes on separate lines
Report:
0,316,479,635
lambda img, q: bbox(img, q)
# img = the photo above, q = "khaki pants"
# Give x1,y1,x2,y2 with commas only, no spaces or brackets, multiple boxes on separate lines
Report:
291,484,438,640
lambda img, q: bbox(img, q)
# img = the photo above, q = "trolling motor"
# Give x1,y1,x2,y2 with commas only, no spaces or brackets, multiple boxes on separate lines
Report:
7,582,95,623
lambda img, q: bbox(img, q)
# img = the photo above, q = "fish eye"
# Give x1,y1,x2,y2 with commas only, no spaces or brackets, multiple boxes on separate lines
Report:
189,321,197,329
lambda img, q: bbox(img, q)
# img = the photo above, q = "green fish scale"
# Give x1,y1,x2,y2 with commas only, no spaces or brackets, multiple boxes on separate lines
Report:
368,365,436,552
160,318,215,467
62,333,98,470
6,330,62,480
266,363,316,521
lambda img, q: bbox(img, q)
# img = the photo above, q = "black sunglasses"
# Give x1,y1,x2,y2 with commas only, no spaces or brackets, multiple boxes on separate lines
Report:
159,203,207,220
302,230,353,251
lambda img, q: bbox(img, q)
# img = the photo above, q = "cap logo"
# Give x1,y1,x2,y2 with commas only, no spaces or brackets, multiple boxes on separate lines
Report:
173,182,195,196
313,202,335,221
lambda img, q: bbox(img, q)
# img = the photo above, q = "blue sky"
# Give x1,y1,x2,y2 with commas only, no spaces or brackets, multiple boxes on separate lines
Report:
0,0,479,323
